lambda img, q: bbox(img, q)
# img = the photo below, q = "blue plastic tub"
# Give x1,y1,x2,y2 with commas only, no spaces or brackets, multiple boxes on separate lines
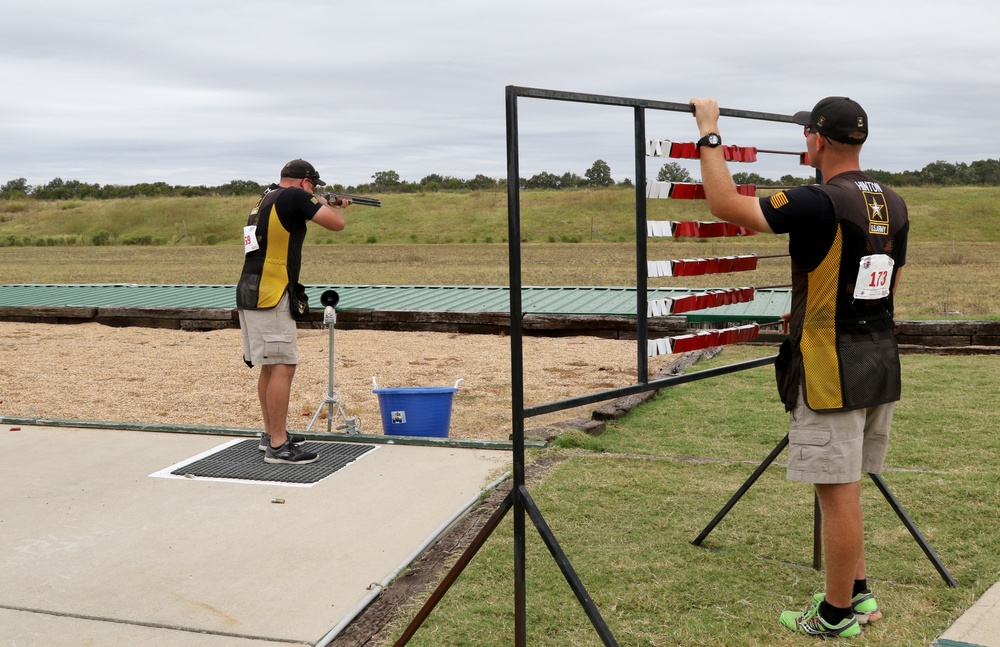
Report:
372,381,460,438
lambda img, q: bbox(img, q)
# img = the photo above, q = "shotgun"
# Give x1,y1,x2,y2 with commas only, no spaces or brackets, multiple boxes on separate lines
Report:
322,192,382,208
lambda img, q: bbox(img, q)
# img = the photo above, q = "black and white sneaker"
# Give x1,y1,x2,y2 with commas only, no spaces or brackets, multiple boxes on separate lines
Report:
264,439,319,465
259,432,306,452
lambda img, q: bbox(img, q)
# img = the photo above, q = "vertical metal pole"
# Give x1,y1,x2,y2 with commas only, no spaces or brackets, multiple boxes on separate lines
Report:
634,107,648,382
326,321,335,433
505,85,528,647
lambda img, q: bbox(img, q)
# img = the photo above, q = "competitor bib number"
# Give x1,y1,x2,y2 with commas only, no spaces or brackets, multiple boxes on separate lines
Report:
854,254,894,300
243,225,260,254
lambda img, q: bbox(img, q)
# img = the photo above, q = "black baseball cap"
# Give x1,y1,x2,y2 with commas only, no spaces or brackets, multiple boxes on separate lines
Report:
793,97,868,144
280,159,325,186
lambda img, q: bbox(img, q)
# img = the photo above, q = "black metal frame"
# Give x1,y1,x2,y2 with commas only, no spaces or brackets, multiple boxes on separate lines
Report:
692,434,958,587
392,86,952,646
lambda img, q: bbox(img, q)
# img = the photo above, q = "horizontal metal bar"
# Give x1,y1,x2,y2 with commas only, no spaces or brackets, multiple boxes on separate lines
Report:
508,86,795,123
523,355,777,418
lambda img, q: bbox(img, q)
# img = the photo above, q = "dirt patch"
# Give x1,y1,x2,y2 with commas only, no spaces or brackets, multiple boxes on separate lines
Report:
0,322,679,440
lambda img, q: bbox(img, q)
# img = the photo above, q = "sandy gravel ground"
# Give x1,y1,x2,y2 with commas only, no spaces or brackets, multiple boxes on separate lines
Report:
0,322,679,440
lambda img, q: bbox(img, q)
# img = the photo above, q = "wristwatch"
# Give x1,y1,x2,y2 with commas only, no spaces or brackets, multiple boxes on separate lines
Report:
697,132,722,148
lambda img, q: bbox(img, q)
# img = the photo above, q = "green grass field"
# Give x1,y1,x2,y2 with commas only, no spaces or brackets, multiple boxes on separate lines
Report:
390,347,1000,646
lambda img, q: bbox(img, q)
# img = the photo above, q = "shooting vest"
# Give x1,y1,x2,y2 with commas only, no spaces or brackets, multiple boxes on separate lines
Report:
783,171,909,412
236,185,307,309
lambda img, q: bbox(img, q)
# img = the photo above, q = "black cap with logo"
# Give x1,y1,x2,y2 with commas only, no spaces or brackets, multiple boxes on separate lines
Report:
793,97,869,144
280,159,325,186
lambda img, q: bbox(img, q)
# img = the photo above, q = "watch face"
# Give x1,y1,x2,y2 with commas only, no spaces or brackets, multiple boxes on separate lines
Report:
708,134,720,146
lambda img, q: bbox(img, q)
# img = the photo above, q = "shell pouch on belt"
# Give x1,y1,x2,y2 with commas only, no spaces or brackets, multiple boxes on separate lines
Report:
288,283,310,320
774,335,802,412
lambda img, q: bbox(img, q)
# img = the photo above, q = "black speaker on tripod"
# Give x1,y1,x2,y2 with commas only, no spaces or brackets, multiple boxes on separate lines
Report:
305,289,358,434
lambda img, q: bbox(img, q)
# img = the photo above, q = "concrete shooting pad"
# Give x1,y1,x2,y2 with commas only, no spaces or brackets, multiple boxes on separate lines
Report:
0,424,510,646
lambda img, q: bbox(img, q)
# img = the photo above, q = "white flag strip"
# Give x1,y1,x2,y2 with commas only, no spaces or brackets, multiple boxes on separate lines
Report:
645,138,672,157
646,260,674,278
646,297,675,317
644,181,676,199
645,220,675,237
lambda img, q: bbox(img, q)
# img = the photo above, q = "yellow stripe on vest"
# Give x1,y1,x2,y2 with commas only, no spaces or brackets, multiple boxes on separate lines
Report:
801,225,843,409
258,207,292,308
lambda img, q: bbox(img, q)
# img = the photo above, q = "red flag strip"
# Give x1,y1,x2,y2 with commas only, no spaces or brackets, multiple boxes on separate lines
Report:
647,256,758,278
644,182,757,202
659,142,758,162
669,183,704,199
659,183,755,200
646,220,756,239
647,323,760,357
647,287,756,316
659,255,758,276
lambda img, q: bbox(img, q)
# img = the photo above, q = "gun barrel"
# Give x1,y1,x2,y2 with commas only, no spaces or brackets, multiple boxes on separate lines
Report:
325,192,382,208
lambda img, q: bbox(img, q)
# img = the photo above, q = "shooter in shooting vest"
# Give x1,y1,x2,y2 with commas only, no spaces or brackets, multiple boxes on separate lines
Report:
690,96,908,639
236,159,350,465
782,170,908,413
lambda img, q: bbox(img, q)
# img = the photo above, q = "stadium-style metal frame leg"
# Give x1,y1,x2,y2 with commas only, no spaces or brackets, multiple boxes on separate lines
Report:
691,433,958,587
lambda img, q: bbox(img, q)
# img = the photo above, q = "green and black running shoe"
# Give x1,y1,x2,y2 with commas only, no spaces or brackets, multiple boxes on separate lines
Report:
780,595,862,638
808,591,882,625
848,591,882,624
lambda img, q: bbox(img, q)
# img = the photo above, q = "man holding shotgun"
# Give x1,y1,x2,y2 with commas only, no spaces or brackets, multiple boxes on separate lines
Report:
690,97,909,638
236,159,350,464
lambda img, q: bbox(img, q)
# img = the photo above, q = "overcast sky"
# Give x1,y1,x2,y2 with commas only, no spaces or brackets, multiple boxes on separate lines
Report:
2,0,997,189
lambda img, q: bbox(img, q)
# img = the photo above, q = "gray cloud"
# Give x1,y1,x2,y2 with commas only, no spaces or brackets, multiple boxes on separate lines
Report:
2,0,997,188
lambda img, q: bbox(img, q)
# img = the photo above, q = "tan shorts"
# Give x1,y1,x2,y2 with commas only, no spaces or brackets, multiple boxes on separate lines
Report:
238,292,298,367
786,386,894,484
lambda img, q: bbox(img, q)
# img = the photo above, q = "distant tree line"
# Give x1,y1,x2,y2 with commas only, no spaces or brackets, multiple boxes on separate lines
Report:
0,177,266,200
3,158,1000,201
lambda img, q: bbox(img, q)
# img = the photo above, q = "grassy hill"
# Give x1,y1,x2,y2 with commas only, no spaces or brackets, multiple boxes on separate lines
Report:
1,187,998,320
2,186,999,247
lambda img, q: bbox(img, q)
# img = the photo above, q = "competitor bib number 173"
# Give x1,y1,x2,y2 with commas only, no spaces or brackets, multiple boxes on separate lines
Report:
854,254,894,300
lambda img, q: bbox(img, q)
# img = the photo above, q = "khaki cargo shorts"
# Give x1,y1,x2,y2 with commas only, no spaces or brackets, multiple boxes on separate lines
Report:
785,386,894,484
238,292,298,367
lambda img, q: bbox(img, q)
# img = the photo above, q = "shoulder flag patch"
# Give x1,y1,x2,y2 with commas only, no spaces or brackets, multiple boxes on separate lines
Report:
769,191,789,210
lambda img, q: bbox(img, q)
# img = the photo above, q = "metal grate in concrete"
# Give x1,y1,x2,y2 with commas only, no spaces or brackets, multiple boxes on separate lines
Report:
167,439,376,485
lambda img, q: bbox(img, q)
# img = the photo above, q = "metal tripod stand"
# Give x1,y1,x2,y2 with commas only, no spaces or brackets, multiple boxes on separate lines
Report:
305,291,358,435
